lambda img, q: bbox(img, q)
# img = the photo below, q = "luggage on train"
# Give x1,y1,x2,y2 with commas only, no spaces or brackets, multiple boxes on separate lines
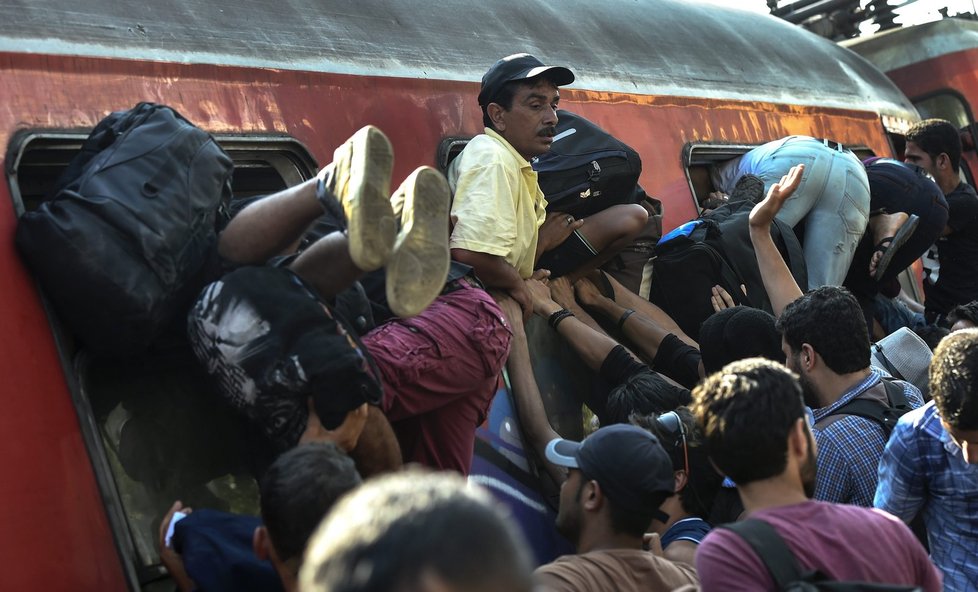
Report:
15,102,233,357
533,109,643,218
648,199,807,340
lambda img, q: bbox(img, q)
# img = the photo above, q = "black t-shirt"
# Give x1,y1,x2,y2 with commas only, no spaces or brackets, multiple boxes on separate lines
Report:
924,181,978,316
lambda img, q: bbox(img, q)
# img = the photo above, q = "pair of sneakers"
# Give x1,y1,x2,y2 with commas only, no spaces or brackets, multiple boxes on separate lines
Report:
318,125,450,317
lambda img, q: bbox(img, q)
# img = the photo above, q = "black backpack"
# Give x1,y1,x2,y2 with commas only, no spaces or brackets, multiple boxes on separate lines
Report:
821,378,912,437
648,199,807,341
533,109,643,218
15,102,233,357
720,519,922,591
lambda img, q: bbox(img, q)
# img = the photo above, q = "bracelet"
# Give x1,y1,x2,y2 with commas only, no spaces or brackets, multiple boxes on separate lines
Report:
548,308,574,330
617,309,636,331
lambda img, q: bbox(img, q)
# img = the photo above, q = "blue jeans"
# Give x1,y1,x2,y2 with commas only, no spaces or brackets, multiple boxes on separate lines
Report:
737,136,871,287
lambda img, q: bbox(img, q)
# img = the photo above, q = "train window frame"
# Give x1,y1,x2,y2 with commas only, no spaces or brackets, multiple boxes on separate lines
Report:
683,141,876,213
4,131,318,590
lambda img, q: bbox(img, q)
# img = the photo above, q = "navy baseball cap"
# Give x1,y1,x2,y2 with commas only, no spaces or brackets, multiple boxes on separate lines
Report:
546,424,675,516
478,53,575,107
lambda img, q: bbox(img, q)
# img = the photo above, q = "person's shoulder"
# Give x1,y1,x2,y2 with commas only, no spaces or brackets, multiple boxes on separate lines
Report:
802,499,907,530
947,182,978,214
451,134,519,176
534,554,585,580
950,181,978,200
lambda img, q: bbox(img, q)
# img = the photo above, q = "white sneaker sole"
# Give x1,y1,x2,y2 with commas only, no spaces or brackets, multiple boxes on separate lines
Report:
336,125,395,271
386,166,451,317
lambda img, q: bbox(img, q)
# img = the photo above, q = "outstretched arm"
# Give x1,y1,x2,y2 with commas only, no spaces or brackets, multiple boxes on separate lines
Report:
525,278,630,372
748,164,805,317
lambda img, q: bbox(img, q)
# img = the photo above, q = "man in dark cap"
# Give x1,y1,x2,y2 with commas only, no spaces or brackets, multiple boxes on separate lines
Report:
533,424,698,592
448,54,648,476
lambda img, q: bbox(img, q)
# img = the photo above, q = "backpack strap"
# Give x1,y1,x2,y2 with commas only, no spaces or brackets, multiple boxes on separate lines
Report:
872,342,906,382
719,519,803,590
879,377,911,412
826,378,910,436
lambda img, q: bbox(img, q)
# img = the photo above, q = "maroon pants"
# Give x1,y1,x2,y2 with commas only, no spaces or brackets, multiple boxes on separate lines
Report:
364,283,511,474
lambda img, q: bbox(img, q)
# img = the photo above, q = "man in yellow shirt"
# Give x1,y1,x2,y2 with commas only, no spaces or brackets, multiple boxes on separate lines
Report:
449,53,577,313
449,54,648,478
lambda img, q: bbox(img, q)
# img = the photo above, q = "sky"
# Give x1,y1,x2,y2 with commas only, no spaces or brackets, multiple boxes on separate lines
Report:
702,0,977,34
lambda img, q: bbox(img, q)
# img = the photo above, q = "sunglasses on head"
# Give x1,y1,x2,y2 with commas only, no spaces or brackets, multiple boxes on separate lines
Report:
656,410,689,476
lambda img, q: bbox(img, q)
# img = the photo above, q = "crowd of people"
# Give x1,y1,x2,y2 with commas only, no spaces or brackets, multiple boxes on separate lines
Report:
157,53,978,591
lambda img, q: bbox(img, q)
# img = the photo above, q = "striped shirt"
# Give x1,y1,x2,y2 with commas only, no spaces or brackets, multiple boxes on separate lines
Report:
812,368,923,507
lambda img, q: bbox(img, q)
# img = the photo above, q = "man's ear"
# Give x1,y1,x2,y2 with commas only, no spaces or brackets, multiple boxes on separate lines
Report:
800,343,816,371
487,103,507,131
674,470,688,493
787,417,809,460
253,526,271,561
937,152,952,171
582,479,602,512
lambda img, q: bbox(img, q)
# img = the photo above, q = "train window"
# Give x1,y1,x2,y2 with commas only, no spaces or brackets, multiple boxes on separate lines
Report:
5,132,317,588
913,91,971,130
683,143,758,211
684,141,876,212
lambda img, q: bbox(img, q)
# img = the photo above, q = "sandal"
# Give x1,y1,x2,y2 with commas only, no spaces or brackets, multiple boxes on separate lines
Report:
872,214,919,281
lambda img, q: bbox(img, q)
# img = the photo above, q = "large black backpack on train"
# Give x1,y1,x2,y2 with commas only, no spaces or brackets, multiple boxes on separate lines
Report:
533,109,643,218
648,199,807,341
15,102,233,357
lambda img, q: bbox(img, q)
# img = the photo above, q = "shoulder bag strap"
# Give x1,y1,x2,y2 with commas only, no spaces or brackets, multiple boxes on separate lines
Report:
719,519,803,590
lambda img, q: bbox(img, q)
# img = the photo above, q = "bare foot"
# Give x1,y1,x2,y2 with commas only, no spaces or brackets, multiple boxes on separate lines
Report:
870,212,909,247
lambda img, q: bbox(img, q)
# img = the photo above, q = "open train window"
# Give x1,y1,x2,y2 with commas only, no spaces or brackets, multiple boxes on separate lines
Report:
684,140,876,213
683,143,757,212
5,131,317,590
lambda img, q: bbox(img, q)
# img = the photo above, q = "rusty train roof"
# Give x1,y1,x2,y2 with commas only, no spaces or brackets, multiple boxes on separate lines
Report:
0,0,915,119
843,18,978,73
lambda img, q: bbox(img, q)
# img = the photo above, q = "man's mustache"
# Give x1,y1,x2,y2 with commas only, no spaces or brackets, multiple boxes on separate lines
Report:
539,126,557,137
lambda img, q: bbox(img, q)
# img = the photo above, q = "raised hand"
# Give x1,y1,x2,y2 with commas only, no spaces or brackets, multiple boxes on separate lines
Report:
749,164,804,230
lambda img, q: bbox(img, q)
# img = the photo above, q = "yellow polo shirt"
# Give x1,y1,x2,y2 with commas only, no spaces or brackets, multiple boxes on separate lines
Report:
448,128,548,279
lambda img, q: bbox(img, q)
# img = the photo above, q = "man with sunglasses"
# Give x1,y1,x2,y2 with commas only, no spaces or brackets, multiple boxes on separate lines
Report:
533,424,698,591
691,358,940,591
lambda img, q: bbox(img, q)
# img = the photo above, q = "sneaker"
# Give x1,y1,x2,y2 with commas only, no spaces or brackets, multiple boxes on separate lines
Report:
319,125,395,271
386,166,451,317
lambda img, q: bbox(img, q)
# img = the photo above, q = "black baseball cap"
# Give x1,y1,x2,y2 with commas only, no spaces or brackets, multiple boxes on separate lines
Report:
546,424,675,516
478,53,575,107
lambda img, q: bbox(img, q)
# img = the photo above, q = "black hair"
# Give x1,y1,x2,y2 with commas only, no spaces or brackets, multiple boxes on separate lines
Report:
948,300,978,328
691,358,807,485
777,286,870,373
931,329,978,430
482,75,559,129
632,408,723,520
605,369,691,425
907,118,963,174
700,306,783,374
300,469,533,592
259,442,361,562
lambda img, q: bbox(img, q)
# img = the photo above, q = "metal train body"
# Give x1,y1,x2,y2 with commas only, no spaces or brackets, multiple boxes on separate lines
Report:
0,0,916,588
